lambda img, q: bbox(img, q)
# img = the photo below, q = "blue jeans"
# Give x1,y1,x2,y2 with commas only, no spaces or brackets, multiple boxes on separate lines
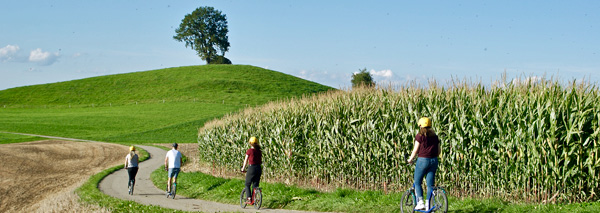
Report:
414,157,438,200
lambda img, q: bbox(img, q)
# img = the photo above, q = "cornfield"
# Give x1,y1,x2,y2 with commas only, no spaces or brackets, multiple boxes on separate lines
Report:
198,78,600,203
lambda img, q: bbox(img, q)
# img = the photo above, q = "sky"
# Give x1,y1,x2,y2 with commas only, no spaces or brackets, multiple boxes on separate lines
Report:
1,0,599,91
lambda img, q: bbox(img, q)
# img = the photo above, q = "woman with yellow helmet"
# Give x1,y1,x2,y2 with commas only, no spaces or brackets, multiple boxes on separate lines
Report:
407,117,442,210
241,136,262,203
124,145,139,195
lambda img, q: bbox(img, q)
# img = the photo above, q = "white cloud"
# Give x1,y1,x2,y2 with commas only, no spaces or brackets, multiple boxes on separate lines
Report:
370,69,393,78
29,48,60,66
0,45,20,62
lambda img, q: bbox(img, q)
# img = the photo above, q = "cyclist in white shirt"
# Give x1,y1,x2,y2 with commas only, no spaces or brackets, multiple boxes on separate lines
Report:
125,146,139,190
164,143,183,196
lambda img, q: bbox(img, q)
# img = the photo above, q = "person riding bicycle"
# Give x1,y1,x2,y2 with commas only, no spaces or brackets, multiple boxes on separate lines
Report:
124,146,139,190
241,136,262,203
165,143,183,196
407,117,442,210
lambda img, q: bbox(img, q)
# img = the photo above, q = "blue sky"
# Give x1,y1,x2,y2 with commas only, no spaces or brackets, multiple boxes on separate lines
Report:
1,1,598,90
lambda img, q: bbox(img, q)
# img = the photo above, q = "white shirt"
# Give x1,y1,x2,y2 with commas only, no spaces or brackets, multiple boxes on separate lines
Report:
125,153,138,168
166,149,182,169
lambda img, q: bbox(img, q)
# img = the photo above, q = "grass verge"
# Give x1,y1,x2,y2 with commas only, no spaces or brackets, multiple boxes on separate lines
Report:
150,168,600,213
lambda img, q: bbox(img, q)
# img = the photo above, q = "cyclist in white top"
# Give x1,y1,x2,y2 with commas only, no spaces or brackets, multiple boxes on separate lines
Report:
164,143,183,195
125,146,139,189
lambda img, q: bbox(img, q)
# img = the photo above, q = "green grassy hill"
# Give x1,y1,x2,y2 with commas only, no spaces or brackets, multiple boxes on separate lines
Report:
0,65,335,143
0,65,333,107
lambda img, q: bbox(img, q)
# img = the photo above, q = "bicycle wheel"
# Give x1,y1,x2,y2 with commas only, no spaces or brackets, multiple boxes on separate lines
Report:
240,188,247,208
128,180,134,195
400,189,416,213
433,188,448,213
253,188,262,210
171,183,177,199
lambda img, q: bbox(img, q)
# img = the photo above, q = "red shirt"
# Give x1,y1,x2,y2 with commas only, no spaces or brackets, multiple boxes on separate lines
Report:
246,148,262,165
415,134,440,158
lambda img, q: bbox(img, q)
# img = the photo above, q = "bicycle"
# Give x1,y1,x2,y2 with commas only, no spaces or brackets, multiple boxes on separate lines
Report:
400,154,448,213
166,182,177,199
400,184,448,213
240,186,262,209
128,179,135,195
239,169,262,209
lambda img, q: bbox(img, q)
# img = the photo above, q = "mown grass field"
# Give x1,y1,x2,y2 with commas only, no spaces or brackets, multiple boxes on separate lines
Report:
0,102,238,143
0,65,334,144
0,65,332,107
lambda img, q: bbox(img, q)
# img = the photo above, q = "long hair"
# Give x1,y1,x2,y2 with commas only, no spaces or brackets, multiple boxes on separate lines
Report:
251,143,262,151
129,150,135,158
418,127,437,137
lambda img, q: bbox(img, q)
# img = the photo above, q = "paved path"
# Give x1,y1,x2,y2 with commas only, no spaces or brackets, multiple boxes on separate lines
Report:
99,145,318,212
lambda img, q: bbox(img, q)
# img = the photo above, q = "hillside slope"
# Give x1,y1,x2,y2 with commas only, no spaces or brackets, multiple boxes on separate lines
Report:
0,65,334,106
0,65,334,143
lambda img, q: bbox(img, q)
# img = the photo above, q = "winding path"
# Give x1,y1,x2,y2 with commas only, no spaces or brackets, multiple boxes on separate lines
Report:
99,145,318,212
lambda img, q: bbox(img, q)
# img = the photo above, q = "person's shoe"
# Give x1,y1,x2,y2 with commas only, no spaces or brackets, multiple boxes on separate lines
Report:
246,197,252,203
415,199,426,210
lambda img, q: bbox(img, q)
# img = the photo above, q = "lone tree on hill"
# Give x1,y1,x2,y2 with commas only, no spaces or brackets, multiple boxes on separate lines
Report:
174,6,231,64
351,68,375,88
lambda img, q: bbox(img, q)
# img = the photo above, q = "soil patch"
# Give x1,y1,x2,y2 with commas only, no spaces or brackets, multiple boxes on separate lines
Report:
0,140,127,212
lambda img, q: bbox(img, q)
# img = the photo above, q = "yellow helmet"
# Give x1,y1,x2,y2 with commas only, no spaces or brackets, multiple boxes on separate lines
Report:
129,146,136,151
249,137,258,145
418,117,432,128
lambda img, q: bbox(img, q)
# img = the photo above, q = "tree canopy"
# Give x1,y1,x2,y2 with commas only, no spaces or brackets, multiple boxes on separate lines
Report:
173,7,230,64
351,68,375,88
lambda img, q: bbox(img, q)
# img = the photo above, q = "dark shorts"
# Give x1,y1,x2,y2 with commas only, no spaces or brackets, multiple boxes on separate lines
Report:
168,168,180,178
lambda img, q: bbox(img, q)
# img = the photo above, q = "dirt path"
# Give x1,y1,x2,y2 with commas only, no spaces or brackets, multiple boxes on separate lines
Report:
0,140,125,212
99,145,318,213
